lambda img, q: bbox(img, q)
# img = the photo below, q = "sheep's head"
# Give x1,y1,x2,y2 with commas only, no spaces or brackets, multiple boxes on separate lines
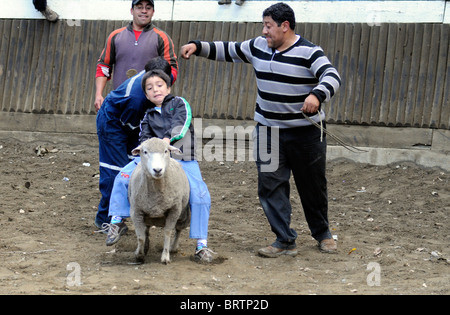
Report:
132,138,181,179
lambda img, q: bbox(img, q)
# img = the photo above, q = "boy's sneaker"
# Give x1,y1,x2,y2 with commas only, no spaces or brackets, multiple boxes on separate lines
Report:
94,221,109,234
106,222,128,246
194,247,216,263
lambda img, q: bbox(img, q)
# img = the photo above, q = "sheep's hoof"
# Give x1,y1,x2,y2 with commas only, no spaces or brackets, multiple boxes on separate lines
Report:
161,253,171,264
161,258,171,264
135,255,145,264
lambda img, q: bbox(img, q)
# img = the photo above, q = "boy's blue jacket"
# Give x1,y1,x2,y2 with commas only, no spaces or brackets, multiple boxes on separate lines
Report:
102,70,151,132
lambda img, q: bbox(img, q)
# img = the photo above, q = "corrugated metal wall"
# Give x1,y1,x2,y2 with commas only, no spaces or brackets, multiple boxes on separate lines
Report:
0,19,449,129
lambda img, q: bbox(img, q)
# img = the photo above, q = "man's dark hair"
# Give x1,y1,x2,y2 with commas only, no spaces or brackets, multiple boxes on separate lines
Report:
263,2,296,30
132,0,154,9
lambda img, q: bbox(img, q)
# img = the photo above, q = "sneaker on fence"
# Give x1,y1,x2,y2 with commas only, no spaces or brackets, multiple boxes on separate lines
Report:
41,6,59,22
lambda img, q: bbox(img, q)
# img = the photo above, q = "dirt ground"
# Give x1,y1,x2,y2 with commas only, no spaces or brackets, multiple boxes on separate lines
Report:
0,135,449,295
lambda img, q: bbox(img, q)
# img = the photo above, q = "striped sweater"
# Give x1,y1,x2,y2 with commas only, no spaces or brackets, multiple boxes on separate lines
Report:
191,36,341,128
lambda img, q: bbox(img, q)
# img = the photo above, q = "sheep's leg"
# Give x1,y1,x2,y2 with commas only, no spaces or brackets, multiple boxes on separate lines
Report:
144,225,150,255
161,227,172,264
170,228,181,253
132,211,147,264
161,209,179,264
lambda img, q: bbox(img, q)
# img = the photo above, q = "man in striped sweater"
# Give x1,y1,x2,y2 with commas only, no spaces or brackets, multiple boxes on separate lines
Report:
181,2,341,256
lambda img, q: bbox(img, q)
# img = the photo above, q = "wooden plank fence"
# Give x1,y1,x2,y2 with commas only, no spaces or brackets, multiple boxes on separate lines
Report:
0,19,449,129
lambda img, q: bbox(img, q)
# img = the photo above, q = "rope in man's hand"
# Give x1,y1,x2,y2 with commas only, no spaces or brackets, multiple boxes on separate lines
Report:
301,112,368,153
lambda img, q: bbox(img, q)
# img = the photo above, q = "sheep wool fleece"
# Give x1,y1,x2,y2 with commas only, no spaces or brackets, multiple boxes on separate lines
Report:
109,157,211,240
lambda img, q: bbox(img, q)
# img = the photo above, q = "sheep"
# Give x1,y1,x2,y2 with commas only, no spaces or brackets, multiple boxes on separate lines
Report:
128,138,190,264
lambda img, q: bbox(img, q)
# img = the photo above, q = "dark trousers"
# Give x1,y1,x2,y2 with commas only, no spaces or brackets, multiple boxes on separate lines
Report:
95,107,139,226
33,0,47,12
254,123,331,249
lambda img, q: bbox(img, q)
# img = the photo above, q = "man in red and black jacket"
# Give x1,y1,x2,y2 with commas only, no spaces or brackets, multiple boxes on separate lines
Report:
95,0,178,111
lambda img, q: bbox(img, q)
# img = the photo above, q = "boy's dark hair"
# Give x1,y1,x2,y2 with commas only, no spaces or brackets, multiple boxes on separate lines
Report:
141,69,172,92
263,2,296,30
144,57,171,78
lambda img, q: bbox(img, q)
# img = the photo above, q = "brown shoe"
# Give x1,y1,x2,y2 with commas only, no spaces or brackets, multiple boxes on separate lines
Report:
319,238,337,253
258,245,298,258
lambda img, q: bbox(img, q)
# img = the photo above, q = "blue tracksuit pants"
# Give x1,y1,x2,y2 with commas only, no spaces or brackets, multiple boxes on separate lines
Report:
109,157,211,239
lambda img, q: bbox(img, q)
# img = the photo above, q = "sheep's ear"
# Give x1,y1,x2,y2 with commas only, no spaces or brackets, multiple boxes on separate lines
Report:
131,145,142,156
168,145,182,155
